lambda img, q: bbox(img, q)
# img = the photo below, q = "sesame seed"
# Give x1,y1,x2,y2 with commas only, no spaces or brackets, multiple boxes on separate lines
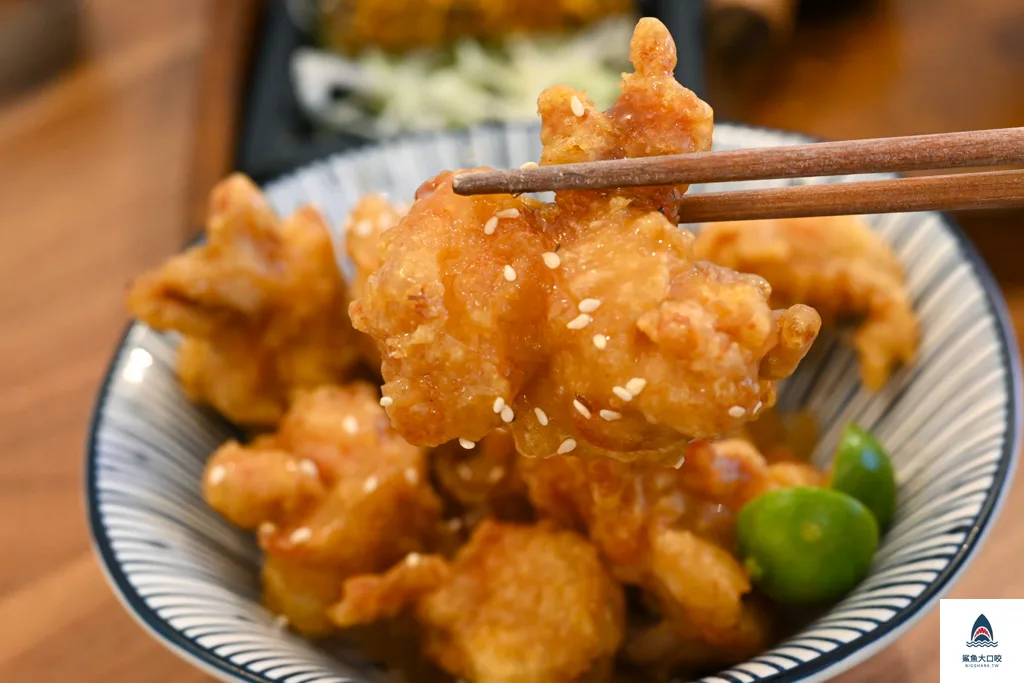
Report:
207,465,226,486
625,377,647,396
578,298,602,313
520,161,539,169
342,415,359,434
493,397,505,414
567,313,592,330
274,614,290,629
673,455,686,469
570,95,585,117
534,407,549,426
353,219,373,237
488,466,505,483
593,334,607,350
259,521,276,536
459,438,476,449
644,412,658,424
557,438,578,454
363,476,379,493
600,409,622,421
484,216,498,235
298,459,319,477
573,399,592,419
380,396,393,407
406,552,422,567
501,405,515,423
496,208,520,219
504,265,517,282
447,517,464,531
289,527,312,544
612,386,633,402
542,252,561,269
404,467,419,485
728,405,746,418
753,400,763,414
457,464,473,480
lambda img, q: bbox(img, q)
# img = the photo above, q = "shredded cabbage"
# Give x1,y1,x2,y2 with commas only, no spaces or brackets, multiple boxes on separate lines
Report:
296,17,634,138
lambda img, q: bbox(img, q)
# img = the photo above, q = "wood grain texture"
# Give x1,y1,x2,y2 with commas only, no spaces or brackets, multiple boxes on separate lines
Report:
452,127,1024,195
0,1,1021,683
674,169,1024,222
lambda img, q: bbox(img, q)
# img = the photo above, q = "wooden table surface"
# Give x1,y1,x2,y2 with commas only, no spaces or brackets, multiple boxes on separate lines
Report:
0,1,1021,681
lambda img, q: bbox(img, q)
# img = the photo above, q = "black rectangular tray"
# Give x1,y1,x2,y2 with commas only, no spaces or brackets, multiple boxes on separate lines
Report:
235,0,706,183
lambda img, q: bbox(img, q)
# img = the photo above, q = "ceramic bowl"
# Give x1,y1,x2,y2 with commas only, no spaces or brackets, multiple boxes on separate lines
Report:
87,122,1021,683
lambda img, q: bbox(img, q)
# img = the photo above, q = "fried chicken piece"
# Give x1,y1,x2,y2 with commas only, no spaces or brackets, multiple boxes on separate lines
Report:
639,527,769,661
329,521,625,683
350,19,822,464
345,194,406,300
262,556,343,637
517,439,817,582
128,174,361,426
430,429,532,526
517,439,822,671
202,383,442,635
329,552,451,628
694,215,919,389
344,193,408,370
540,17,713,221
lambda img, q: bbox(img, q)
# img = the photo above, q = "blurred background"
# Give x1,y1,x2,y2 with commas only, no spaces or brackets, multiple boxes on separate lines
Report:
0,0,1022,681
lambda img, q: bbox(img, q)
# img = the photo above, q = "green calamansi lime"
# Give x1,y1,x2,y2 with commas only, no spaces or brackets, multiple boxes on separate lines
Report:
830,424,897,529
736,487,879,605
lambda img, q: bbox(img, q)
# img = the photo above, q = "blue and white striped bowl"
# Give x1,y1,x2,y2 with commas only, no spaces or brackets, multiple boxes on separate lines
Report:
88,123,1021,683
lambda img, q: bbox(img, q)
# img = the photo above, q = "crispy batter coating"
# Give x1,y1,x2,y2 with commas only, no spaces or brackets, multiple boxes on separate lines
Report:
351,20,821,464
345,193,407,305
518,439,821,581
518,438,823,670
694,215,919,389
644,528,768,654
540,17,713,221
202,383,442,634
344,193,408,370
415,521,624,683
329,552,451,628
430,429,532,526
262,557,343,637
326,522,624,682
128,174,361,426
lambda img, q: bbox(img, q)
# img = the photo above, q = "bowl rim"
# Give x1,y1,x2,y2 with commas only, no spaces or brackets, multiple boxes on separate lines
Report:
86,122,1023,683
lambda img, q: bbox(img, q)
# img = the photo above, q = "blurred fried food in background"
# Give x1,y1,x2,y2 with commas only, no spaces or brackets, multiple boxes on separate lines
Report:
318,0,635,54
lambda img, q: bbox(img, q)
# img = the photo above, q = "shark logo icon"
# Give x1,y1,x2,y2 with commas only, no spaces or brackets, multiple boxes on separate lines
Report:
966,614,998,648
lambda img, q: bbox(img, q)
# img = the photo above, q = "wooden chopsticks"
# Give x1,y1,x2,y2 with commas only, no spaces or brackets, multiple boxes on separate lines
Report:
672,169,1024,223
451,127,1024,221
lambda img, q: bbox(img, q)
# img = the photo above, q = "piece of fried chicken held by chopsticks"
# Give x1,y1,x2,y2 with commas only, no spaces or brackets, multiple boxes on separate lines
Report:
695,215,919,390
202,383,442,635
538,17,713,222
328,520,625,683
127,174,361,426
513,205,821,463
349,172,553,448
350,18,822,465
